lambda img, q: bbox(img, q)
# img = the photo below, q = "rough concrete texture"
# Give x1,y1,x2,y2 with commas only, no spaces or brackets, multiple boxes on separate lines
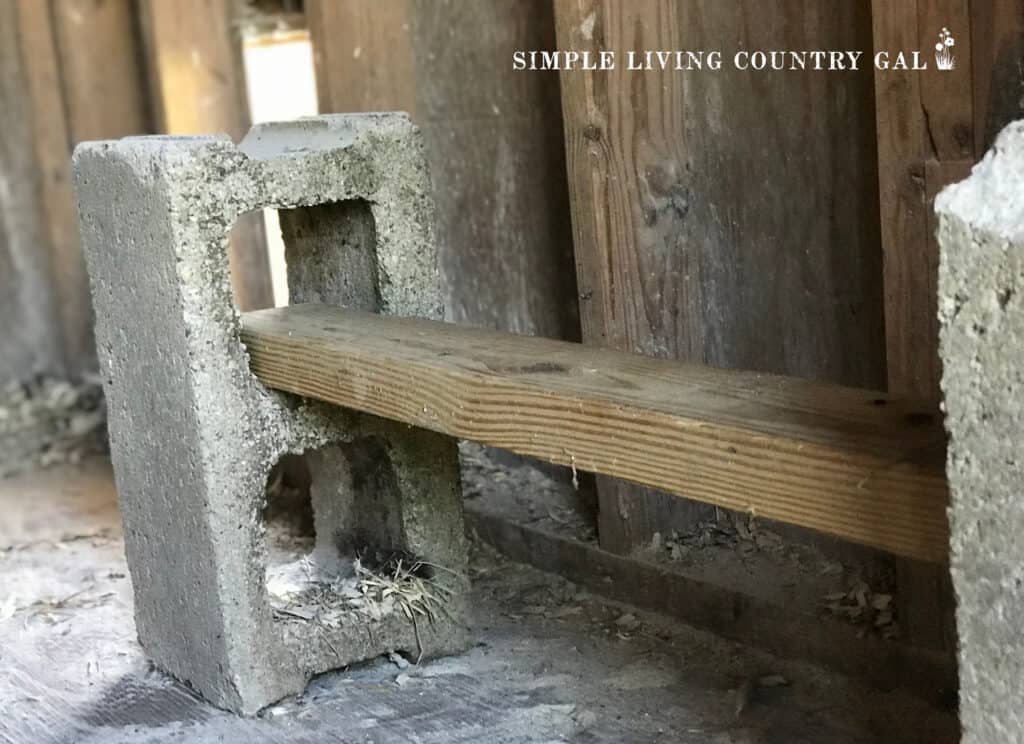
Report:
72,114,467,714
936,120,1024,743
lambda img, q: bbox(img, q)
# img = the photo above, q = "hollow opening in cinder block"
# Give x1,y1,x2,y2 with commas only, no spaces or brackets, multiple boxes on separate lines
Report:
277,200,381,311
262,454,316,598
226,207,289,308
262,440,446,634
230,199,381,312
239,24,319,308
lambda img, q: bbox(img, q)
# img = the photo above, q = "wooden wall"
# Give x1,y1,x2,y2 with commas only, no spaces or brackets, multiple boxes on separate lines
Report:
9,1,1019,391
307,0,579,340
555,0,885,550
1,0,151,383
0,0,276,386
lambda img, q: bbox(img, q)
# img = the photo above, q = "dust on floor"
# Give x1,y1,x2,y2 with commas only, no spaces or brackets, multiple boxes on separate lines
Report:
0,458,957,743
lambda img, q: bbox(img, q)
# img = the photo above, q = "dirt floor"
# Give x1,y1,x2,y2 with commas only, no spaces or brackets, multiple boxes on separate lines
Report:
0,457,958,743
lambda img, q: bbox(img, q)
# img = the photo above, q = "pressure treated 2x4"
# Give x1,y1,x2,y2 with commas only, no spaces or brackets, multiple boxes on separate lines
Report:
241,303,949,564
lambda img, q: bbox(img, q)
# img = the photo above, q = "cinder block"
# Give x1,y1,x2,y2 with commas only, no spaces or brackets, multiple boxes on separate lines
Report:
936,120,1024,743
73,115,467,714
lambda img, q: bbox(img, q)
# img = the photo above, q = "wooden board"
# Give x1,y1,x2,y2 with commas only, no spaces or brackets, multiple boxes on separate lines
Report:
873,0,1024,401
554,1,885,552
240,303,949,563
139,0,273,312
871,0,991,656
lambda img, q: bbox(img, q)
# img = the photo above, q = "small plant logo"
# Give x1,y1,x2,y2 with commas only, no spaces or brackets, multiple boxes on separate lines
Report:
935,28,956,70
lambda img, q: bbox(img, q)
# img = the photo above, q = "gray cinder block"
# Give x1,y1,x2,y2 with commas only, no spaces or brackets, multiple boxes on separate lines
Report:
937,121,1024,742
73,115,467,714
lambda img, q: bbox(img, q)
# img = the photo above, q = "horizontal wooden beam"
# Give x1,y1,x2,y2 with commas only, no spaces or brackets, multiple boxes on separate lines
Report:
240,304,949,563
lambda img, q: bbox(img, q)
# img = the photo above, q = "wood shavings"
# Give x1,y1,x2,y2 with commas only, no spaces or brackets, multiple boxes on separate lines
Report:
267,552,462,660
388,651,411,669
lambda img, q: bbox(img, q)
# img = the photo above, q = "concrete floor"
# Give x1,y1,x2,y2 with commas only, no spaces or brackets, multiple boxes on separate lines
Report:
0,458,958,743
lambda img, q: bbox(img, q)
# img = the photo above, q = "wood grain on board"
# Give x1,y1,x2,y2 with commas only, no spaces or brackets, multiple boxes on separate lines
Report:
240,303,949,563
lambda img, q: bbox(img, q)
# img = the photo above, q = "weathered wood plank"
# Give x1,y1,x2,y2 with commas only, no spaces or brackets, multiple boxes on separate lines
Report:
240,303,949,563
13,1,83,375
873,2,978,654
2,0,155,382
139,0,273,311
917,0,974,161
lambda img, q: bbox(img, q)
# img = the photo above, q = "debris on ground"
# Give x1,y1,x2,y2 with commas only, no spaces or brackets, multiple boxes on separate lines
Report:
647,510,902,640
0,376,106,479
388,650,411,669
266,549,462,659
0,462,961,744
459,442,596,542
822,580,899,639
654,511,792,563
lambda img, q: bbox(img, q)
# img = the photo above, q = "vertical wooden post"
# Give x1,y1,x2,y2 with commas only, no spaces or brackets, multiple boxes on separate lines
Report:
48,0,153,371
139,0,274,311
0,1,65,382
872,0,973,404
872,0,1023,654
305,0,419,116
555,0,885,552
